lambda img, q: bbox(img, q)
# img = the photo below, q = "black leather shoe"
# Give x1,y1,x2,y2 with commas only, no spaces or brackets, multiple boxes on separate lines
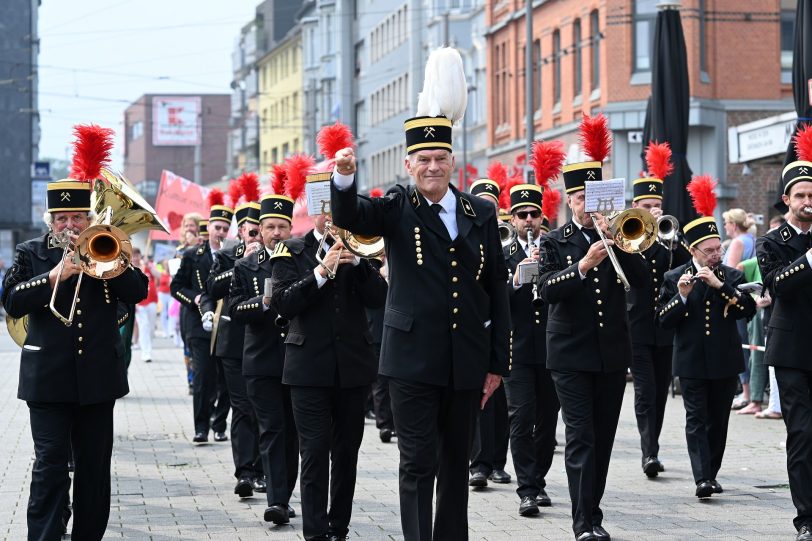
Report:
518,495,540,516
657,460,665,472
192,432,207,443
710,479,723,493
489,469,512,484
263,504,289,524
695,480,713,499
214,431,228,442
575,532,597,541
234,477,253,498
328,536,347,541
535,488,552,507
642,456,660,478
287,505,295,517
380,428,393,443
593,524,611,540
252,477,267,493
469,471,488,488
797,524,812,541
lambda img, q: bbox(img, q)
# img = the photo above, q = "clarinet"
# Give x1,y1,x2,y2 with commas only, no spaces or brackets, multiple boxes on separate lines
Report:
527,229,543,307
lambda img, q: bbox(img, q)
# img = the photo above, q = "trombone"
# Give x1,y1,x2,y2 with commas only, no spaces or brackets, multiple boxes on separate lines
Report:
48,170,167,326
589,209,658,292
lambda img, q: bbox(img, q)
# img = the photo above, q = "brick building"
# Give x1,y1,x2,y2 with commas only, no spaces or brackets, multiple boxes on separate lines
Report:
486,0,796,231
123,93,230,202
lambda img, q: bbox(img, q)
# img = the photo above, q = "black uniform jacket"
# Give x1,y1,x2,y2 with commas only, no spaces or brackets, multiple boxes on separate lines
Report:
656,261,756,379
170,241,213,341
757,223,812,370
330,180,511,390
628,241,675,347
229,246,287,377
504,239,547,367
202,242,245,359
1,234,148,404
271,230,387,388
538,220,648,373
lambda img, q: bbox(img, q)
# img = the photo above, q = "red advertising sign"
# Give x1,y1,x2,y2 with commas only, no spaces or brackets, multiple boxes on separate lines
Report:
150,170,212,241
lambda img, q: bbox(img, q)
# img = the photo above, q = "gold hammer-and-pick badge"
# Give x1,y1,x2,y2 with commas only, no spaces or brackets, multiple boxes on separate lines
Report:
60,191,71,202
423,126,436,139
709,223,717,233
587,170,596,180
649,184,657,192
800,166,809,175
521,190,529,198
274,201,283,209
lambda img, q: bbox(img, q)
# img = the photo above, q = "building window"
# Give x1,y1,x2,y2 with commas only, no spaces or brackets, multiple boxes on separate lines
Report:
552,29,561,105
533,39,541,112
590,9,600,91
573,19,582,98
633,0,658,72
282,142,290,158
272,147,278,164
699,0,707,74
131,121,143,141
781,0,797,81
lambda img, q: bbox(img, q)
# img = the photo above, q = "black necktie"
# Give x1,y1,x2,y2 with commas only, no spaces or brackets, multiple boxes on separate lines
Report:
585,227,600,245
431,204,443,214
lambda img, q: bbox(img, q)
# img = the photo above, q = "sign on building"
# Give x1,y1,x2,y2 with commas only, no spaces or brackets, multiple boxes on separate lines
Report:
152,96,201,146
728,111,796,164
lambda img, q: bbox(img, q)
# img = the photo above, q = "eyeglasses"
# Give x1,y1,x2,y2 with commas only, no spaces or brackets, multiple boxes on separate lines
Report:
247,229,259,238
211,224,229,233
514,210,541,220
696,245,724,257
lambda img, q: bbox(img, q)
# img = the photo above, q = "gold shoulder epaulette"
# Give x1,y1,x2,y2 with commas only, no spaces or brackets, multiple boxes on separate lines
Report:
270,243,291,259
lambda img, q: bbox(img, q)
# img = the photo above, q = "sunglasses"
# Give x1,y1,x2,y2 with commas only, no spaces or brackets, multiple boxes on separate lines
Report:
211,224,229,233
247,229,259,238
514,210,541,220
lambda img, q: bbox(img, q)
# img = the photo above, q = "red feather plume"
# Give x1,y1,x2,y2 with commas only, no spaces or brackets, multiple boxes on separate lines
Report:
69,124,115,181
530,140,566,188
578,113,612,163
317,122,355,161
645,141,674,180
271,164,287,195
369,188,384,198
542,188,562,222
793,124,812,162
238,172,260,203
284,154,315,202
686,175,717,217
500,176,523,211
227,179,242,208
487,161,509,192
207,188,225,209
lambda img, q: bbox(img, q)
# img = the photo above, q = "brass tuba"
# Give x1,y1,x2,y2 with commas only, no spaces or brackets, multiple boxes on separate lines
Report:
47,169,168,327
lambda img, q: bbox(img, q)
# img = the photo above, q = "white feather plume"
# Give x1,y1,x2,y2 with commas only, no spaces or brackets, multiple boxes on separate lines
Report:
415,47,468,125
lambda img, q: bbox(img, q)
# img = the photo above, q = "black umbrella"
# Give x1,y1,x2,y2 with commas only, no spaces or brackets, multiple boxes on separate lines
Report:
641,4,696,225
776,0,812,213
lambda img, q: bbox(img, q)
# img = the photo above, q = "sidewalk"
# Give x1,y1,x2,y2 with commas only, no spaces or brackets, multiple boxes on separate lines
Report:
0,328,797,540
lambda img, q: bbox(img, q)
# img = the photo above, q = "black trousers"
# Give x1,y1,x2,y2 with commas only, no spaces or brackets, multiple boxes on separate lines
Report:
189,337,218,435
774,367,812,531
470,384,509,475
679,377,737,484
389,377,479,541
220,357,259,478
551,370,626,536
290,385,367,540
211,356,230,433
503,363,560,499
245,375,298,508
27,401,115,541
372,375,394,430
631,344,673,459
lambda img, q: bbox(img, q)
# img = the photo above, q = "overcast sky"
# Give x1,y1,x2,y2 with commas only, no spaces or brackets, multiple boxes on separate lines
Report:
38,0,259,168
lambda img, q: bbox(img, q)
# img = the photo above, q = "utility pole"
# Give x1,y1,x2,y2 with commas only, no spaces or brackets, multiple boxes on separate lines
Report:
525,0,534,183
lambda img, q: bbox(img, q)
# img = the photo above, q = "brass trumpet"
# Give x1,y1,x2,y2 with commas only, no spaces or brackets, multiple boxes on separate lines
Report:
657,214,679,268
498,221,518,248
316,202,384,279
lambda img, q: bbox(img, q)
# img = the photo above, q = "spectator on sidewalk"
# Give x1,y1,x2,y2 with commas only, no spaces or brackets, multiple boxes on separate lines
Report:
157,259,173,338
132,248,159,363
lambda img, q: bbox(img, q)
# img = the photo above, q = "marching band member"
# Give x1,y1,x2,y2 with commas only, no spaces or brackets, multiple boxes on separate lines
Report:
171,190,233,443
757,128,812,541
271,155,387,541
330,47,510,541
468,175,511,489
627,142,678,478
538,115,647,541
657,175,755,499
1,125,147,540
230,170,300,525
202,175,264,498
502,142,565,517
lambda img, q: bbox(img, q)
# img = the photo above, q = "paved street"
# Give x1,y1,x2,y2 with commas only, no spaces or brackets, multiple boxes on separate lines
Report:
0,326,798,540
